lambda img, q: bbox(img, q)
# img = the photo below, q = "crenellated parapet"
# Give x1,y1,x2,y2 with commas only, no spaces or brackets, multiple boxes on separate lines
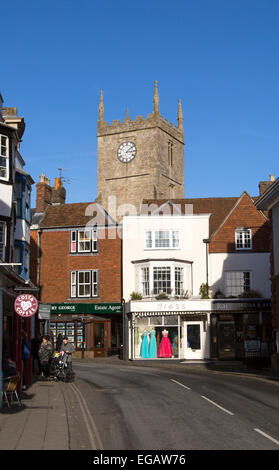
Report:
97,81,184,143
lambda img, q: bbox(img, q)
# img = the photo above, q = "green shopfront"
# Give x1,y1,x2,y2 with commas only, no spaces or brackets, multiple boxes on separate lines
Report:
41,302,122,358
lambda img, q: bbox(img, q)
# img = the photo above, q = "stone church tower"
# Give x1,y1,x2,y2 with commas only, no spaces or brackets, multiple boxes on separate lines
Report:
97,81,185,218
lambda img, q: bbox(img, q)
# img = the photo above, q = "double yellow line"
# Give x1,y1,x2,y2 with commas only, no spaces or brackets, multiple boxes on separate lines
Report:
69,382,104,450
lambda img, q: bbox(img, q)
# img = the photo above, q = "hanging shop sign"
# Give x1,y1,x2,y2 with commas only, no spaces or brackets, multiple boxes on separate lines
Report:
38,303,51,320
14,294,38,318
49,302,122,315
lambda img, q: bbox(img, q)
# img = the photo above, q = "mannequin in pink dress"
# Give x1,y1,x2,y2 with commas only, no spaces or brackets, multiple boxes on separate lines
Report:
157,329,173,358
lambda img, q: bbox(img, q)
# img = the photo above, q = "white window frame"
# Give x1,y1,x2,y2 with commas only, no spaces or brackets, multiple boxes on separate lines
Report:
70,229,99,254
144,230,180,250
139,261,185,297
0,134,9,181
225,271,251,297
0,221,6,260
71,269,99,298
141,266,150,296
235,228,252,250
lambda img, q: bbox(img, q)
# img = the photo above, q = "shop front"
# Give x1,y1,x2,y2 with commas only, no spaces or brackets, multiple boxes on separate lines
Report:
127,300,211,361
40,302,122,358
210,299,272,363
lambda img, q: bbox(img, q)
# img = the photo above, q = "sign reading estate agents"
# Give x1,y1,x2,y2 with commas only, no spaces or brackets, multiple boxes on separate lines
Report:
14,294,38,318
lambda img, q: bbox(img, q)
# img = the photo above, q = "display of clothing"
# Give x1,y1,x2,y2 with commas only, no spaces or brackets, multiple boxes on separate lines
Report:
141,331,149,358
149,329,157,358
157,329,173,358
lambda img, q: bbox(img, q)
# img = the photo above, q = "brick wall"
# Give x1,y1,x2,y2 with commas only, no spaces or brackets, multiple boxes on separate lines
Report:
32,227,122,303
209,193,271,253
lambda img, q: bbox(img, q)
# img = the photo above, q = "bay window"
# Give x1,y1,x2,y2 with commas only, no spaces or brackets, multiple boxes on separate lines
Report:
140,262,188,297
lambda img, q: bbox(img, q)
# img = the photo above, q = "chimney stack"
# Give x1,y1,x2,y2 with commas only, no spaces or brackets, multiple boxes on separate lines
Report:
52,177,66,205
36,174,52,212
259,174,276,196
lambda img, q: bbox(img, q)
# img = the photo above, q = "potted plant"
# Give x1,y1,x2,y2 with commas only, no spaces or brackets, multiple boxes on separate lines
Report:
155,291,169,300
130,291,143,300
199,283,210,299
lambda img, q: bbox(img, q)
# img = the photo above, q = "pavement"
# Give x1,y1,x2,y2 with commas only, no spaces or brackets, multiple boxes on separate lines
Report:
0,357,278,451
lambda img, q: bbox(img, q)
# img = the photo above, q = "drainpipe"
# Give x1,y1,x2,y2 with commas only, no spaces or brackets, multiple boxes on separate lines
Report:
203,239,210,289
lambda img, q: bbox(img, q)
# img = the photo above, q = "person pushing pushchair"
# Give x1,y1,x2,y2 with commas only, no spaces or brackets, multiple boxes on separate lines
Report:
50,336,75,382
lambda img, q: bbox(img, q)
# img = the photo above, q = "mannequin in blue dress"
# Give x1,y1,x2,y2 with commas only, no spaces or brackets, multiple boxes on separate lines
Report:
141,330,149,358
149,328,157,358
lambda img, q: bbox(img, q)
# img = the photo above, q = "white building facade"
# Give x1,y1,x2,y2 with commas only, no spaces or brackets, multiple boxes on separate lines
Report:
122,206,272,362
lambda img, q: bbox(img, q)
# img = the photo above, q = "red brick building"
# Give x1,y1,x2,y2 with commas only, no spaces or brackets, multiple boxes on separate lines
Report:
30,175,122,357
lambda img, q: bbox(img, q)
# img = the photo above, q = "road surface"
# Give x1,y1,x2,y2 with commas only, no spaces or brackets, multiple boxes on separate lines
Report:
60,361,279,450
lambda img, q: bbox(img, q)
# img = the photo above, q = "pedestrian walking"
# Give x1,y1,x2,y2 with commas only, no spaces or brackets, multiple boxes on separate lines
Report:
21,331,31,390
60,336,75,381
38,335,52,378
31,333,41,375
56,333,63,352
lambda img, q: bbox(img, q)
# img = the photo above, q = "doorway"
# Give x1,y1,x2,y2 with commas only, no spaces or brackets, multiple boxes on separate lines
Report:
184,321,203,359
218,321,235,359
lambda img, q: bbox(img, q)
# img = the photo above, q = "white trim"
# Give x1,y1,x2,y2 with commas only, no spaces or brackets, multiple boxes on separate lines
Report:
235,228,252,250
0,134,9,181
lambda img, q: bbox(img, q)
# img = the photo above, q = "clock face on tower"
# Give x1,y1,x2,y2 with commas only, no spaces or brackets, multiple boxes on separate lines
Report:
117,141,136,163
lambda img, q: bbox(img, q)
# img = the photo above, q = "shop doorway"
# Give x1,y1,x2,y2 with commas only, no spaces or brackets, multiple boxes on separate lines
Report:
218,321,235,359
93,321,106,357
184,321,203,359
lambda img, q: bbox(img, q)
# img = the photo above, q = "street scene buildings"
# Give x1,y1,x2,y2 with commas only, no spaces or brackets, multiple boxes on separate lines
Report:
1,83,279,401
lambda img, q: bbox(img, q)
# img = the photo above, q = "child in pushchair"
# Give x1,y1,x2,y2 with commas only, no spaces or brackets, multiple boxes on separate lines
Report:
49,351,74,382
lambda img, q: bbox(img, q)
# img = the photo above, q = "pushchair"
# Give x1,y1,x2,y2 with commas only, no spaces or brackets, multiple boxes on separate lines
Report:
49,352,75,382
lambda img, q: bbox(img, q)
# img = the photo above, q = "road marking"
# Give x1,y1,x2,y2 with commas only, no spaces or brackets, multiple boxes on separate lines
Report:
201,396,234,416
70,383,103,450
171,379,191,390
254,428,279,447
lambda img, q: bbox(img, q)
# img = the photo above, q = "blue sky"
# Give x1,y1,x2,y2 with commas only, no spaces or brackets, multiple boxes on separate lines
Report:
1,0,278,204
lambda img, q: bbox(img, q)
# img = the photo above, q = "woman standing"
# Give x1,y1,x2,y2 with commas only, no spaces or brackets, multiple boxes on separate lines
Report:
38,336,52,378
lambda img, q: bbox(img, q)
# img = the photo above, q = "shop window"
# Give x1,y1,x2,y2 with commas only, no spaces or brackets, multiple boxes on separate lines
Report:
225,271,251,297
50,321,83,349
135,315,179,359
71,229,98,253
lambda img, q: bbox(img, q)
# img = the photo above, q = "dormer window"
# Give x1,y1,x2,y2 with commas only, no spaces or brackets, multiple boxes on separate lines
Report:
0,135,8,180
235,228,252,250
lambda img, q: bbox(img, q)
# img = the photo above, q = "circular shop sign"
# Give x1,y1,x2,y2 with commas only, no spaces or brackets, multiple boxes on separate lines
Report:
14,294,38,318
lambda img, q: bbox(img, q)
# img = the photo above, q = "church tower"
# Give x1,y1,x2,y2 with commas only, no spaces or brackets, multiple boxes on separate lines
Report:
97,82,185,218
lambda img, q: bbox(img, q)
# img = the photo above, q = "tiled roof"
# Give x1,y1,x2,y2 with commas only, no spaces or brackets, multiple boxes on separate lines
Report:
142,197,240,236
32,202,116,228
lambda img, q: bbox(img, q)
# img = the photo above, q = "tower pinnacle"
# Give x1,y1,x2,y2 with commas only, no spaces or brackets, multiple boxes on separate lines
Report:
153,80,159,115
98,90,104,122
177,99,183,130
